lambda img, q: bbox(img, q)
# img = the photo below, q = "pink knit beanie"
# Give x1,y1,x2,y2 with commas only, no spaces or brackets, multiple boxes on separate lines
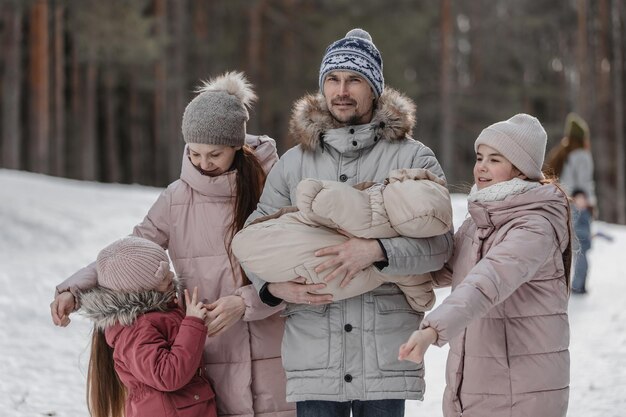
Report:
96,237,171,292
474,113,547,180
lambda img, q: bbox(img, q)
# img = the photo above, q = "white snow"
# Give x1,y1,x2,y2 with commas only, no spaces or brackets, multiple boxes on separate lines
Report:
0,168,624,417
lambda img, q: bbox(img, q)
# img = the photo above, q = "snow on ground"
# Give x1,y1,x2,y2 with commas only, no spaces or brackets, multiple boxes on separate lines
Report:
0,168,624,417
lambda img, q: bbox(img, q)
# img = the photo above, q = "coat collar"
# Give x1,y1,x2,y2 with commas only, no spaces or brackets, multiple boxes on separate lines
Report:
468,182,569,244
78,280,181,329
289,87,417,152
180,145,236,198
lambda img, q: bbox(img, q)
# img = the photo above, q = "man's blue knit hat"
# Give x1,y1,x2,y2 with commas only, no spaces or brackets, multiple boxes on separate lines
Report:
318,28,384,98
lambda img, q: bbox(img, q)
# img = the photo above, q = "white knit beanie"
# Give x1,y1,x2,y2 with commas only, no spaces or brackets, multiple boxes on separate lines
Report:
182,71,257,146
474,113,547,180
96,237,171,292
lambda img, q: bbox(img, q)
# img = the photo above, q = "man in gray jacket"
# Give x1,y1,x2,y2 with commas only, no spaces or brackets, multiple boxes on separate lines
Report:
246,28,453,417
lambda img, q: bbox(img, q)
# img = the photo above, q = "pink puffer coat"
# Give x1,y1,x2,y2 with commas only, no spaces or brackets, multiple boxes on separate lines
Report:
57,135,295,417
425,180,570,417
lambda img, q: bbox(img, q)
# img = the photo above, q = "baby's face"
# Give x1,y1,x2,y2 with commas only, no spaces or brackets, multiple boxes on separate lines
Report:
473,144,522,190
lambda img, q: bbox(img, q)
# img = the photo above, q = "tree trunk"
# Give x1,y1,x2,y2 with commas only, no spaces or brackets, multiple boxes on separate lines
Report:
1,2,23,170
167,0,187,182
103,69,121,182
129,71,149,185
82,62,98,181
440,0,455,180
594,0,614,222
279,0,296,151
612,0,625,224
27,0,50,174
52,1,65,176
576,0,590,118
68,41,81,179
153,0,169,186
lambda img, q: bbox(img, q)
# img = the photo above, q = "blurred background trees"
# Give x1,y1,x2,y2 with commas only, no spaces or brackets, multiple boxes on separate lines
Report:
0,0,624,223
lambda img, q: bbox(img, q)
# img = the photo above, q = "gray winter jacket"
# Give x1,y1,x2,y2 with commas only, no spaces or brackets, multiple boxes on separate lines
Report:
246,88,453,402
559,149,596,206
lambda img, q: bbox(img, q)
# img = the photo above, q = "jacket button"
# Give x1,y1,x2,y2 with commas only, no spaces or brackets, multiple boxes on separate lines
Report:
344,374,353,383
344,324,353,332
339,174,348,182
349,128,355,134
352,140,358,146
194,394,200,400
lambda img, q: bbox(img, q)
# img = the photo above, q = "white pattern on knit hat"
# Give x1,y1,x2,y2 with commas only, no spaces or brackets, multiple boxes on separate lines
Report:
474,113,547,180
319,28,384,98
181,71,257,147
96,236,171,292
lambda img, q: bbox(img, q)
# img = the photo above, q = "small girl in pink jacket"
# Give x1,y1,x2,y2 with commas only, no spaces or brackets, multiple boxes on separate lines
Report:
79,236,216,417
399,114,571,417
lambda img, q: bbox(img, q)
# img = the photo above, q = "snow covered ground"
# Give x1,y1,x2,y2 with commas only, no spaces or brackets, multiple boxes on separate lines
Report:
0,168,624,417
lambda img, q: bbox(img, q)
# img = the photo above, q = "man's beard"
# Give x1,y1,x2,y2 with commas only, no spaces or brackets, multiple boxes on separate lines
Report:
330,112,362,126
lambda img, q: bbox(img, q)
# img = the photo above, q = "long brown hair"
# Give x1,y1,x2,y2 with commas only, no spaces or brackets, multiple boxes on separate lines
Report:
538,175,573,293
226,144,267,285
544,136,586,178
86,327,126,417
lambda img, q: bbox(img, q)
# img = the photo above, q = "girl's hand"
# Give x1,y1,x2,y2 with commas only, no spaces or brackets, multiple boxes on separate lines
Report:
204,295,246,337
184,287,207,320
50,291,76,327
398,327,438,364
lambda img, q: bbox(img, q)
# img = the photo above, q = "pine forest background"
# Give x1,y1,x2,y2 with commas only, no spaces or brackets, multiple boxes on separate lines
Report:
1,0,625,223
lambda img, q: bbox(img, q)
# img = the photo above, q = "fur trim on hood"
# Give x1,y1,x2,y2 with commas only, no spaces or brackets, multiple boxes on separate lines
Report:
78,279,182,330
289,87,417,152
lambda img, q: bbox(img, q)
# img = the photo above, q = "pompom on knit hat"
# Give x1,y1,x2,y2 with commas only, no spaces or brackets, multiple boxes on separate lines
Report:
474,113,547,180
182,71,257,147
96,236,172,292
319,28,384,98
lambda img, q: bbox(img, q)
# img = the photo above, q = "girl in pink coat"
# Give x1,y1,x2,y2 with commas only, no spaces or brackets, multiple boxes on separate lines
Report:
50,72,295,417
79,236,216,417
399,114,571,417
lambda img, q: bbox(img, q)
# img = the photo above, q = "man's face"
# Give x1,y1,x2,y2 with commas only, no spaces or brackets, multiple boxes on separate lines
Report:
323,71,375,125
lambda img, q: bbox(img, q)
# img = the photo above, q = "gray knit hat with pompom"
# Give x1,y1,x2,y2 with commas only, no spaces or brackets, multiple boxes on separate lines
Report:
319,28,384,98
182,71,257,146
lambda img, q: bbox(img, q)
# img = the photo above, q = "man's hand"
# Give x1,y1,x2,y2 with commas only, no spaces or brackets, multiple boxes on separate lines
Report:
398,327,438,364
267,278,333,305
50,291,76,327
314,237,385,288
204,295,246,337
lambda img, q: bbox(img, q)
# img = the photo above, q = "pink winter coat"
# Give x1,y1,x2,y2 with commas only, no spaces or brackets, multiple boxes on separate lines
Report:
57,135,295,417
424,181,570,417
108,312,216,417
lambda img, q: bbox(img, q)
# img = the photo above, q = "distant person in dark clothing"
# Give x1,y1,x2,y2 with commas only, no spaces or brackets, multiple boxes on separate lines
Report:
571,189,592,293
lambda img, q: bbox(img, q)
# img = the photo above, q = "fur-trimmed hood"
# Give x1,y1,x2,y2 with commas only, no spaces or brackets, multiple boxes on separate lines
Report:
289,87,417,152
78,280,181,330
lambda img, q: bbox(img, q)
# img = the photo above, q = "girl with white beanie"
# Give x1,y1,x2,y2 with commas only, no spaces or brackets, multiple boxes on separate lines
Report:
79,236,215,417
399,113,571,417
51,72,295,417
